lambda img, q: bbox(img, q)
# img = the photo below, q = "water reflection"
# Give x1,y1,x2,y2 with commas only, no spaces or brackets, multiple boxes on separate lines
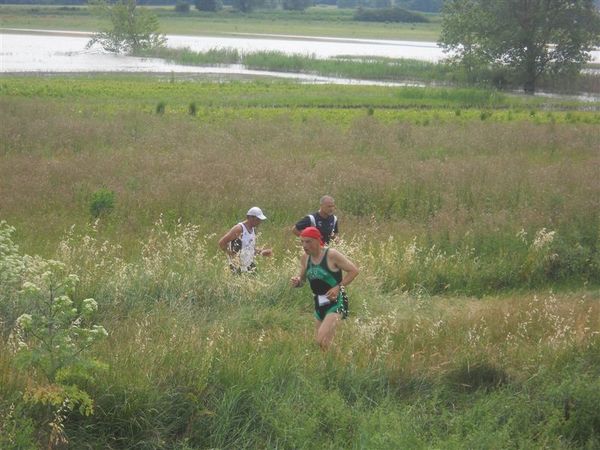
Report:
0,32,430,86
1,29,599,100
166,33,444,60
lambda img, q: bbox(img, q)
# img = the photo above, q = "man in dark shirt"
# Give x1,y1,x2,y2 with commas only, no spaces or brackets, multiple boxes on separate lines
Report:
292,195,339,244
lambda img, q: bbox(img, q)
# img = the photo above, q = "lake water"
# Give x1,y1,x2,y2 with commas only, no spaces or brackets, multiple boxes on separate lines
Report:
0,28,452,78
1,29,599,92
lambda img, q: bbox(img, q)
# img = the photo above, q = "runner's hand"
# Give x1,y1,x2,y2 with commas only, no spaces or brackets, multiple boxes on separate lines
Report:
326,285,340,301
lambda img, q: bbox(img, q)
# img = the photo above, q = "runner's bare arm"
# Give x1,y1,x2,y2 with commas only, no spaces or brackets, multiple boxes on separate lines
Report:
218,224,242,256
325,249,359,300
291,253,308,287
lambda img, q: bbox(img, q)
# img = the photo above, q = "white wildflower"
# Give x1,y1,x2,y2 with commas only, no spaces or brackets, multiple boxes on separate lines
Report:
403,237,419,265
532,228,556,250
16,313,33,330
81,298,98,315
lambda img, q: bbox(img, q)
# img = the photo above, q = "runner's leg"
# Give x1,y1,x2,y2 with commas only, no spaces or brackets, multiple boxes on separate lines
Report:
316,313,340,351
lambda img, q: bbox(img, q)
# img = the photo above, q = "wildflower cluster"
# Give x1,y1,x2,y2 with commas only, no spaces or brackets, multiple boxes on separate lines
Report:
0,221,109,448
0,221,25,287
0,221,27,334
12,257,108,382
532,228,556,251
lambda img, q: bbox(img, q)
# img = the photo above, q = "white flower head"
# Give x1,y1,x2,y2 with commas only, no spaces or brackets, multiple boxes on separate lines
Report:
91,325,108,338
66,274,80,286
52,295,73,312
532,228,556,250
403,237,419,265
21,281,41,294
16,314,33,330
516,228,528,244
82,298,98,316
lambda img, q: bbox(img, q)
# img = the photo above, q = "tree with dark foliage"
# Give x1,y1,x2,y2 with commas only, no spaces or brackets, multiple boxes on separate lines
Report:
439,0,600,93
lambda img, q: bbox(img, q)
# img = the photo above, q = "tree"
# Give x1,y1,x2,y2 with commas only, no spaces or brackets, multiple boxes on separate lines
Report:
87,0,167,54
396,0,443,12
439,0,600,93
175,1,191,13
195,0,222,11
282,0,312,10
232,0,264,12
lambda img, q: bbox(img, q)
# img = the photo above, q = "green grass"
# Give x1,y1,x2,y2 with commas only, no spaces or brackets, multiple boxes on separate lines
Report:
3,5,597,93
134,46,600,94
3,75,598,112
1,76,599,448
1,221,599,448
0,4,442,40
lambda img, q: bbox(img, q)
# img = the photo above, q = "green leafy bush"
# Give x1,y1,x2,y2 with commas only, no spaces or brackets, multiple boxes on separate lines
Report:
353,7,429,23
174,1,191,13
89,188,115,218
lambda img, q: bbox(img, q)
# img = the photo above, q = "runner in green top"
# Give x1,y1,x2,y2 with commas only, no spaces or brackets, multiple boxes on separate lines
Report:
306,248,344,320
291,227,359,351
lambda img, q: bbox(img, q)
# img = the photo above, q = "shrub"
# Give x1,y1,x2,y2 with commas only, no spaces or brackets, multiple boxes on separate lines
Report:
557,377,600,447
353,7,429,23
282,0,313,10
89,188,115,218
87,0,166,54
195,0,222,11
175,1,191,12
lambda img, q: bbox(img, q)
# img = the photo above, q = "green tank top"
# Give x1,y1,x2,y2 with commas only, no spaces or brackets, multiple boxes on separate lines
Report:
306,249,342,296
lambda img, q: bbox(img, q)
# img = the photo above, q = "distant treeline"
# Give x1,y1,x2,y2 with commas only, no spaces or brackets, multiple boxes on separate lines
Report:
0,0,444,12
354,6,428,22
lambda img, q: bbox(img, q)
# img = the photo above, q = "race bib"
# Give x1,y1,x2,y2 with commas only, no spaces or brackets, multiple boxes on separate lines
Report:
317,295,330,306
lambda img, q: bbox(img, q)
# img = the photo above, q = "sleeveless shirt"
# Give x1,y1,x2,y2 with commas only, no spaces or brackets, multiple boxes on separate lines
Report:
306,248,342,296
229,222,256,272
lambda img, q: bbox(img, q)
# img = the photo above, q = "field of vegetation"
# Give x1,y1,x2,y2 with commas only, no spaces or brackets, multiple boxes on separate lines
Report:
1,76,599,448
0,4,441,40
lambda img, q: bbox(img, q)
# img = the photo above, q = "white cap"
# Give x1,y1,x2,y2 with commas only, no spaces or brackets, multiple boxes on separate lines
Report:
247,206,267,220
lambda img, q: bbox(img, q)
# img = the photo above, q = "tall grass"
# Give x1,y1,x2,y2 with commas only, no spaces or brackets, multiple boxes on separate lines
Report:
1,86,599,268
4,76,597,111
132,46,600,94
135,46,463,84
1,219,599,448
1,77,599,447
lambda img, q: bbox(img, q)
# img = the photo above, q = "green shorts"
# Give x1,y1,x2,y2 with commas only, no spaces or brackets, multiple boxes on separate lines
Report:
313,289,349,321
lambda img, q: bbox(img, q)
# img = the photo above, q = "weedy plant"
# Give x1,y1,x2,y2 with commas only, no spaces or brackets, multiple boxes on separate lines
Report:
1,225,108,448
89,188,115,219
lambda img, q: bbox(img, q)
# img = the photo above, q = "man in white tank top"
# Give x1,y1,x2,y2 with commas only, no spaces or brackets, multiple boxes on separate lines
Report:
218,206,273,273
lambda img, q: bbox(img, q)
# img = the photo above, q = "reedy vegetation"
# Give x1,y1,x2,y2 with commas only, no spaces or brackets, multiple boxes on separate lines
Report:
1,77,599,448
134,46,600,93
1,219,599,448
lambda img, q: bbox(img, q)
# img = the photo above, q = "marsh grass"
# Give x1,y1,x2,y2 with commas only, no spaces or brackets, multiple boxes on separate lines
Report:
1,77,599,448
134,46,477,85
133,46,600,94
